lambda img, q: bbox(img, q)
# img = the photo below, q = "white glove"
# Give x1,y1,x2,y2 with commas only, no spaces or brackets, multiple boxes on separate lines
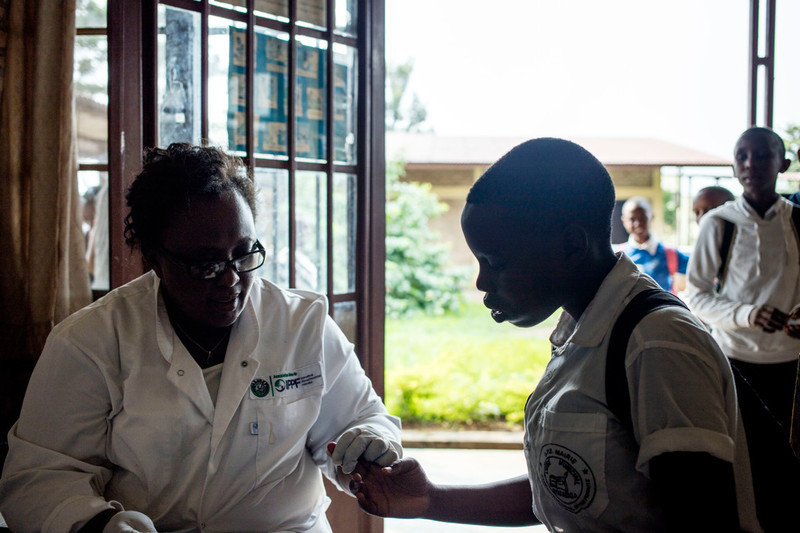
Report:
103,511,158,533
331,425,402,474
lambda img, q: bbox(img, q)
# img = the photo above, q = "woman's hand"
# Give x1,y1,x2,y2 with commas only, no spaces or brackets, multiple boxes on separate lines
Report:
351,457,434,519
329,426,402,474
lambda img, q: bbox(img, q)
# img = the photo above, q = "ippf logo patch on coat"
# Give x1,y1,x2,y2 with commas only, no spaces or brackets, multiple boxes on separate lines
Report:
539,444,596,513
249,362,323,400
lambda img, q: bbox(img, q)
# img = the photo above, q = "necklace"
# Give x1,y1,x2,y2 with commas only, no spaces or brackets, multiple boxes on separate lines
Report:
172,319,231,367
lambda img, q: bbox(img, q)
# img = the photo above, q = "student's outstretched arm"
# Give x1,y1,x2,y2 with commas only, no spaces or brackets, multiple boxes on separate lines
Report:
352,457,540,526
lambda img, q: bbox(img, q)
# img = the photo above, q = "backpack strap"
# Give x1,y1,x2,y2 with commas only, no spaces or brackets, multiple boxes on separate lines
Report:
793,363,800,456
606,288,688,429
664,246,678,294
664,246,678,276
790,205,800,251
715,219,736,293
789,205,800,455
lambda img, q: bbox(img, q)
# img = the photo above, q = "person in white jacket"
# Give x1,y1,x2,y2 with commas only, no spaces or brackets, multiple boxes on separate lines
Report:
685,126,800,435
0,143,402,533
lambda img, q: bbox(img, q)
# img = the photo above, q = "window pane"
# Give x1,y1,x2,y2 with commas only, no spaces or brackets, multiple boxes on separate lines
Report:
157,5,202,146
255,28,291,158
211,17,248,151
296,37,327,162
210,0,247,14
79,171,109,291
775,1,800,157
333,172,356,294
333,300,356,344
335,0,356,36
334,43,357,164
254,168,290,287
254,0,288,21
295,171,327,292
75,35,108,164
296,0,326,29
76,0,107,28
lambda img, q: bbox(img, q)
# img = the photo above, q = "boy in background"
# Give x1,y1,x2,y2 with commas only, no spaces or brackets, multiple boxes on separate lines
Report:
693,185,735,223
685,126,800,435
620,196,689,294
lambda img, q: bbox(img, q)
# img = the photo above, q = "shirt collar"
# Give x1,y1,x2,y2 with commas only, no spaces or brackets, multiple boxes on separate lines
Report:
737,195,786,221
550,253,643,352
153,273,175,362
627,233,659,255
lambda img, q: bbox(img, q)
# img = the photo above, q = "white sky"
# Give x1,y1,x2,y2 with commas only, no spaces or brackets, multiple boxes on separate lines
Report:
385,0,799,161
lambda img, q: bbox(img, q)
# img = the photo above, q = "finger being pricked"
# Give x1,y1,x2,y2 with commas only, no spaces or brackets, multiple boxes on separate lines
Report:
351,457,371,477
352,456,391,480
352,465,394,516
351,457,434,519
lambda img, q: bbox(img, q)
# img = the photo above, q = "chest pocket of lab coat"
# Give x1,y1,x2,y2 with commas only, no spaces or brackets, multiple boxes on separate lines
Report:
533,410,610,519
251,390,323,487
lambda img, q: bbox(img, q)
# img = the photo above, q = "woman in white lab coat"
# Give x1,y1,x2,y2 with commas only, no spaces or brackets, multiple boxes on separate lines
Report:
0,144,402,533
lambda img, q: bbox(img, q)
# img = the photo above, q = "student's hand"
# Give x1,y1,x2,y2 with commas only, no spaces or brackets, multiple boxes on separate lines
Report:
351,457,434,518
749,304,788,333
783,305,800,339
102,511,157,533
329,426,402,474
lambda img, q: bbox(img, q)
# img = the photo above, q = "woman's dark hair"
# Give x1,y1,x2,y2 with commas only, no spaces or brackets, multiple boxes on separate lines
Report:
124,143,256,252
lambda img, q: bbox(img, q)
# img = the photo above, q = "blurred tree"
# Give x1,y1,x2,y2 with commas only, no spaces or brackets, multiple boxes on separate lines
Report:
74,0,108,101
385,161,468,317
782,123,800,172
76,0,106,27
386,60,429,132
662,189,677,230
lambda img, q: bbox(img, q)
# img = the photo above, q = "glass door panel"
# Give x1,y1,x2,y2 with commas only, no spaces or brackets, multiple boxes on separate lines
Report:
295,36,328,162
211,16,250,152
254,167,290,286
295,171,327,292
157,5,202,146
333,43,357,164
333,172,356,294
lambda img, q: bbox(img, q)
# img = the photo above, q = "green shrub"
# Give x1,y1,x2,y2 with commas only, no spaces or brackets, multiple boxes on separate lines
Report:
385,161,470,318
385,302,554,428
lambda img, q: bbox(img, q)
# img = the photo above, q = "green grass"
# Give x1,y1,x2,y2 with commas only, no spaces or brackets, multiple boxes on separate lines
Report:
384,302,557,428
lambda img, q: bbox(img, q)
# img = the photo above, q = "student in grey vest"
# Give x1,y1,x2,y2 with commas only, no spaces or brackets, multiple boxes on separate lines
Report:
685,126,800,435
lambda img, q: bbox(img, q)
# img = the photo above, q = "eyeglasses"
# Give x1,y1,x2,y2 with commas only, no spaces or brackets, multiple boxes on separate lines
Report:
159,241,266,280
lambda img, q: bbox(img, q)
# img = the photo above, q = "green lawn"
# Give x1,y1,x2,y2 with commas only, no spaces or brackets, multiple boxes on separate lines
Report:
384,302,557,428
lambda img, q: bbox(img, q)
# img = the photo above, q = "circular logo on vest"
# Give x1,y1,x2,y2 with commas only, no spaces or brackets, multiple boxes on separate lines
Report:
539,443,596,513
250,377,270,398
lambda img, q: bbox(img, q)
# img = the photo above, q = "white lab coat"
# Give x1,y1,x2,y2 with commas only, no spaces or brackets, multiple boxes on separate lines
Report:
0,272,401,532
